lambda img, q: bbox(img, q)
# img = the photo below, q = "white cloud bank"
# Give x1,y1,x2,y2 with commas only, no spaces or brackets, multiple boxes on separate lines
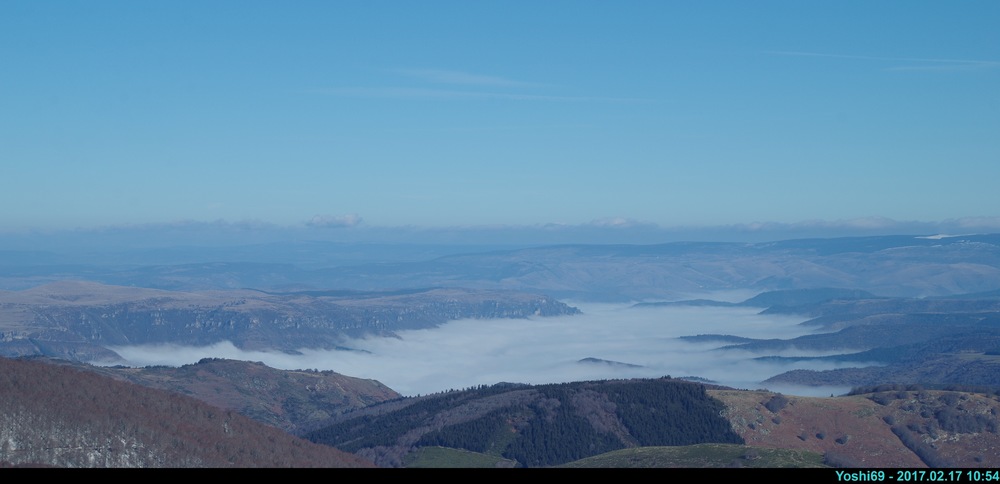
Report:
105,303,868,397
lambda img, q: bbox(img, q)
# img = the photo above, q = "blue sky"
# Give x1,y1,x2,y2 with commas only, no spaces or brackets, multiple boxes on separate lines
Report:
2,1,998,235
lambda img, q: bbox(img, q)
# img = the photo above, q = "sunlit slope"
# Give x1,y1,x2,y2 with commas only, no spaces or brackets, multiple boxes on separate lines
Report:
0,356,374,468
711,389,1000,468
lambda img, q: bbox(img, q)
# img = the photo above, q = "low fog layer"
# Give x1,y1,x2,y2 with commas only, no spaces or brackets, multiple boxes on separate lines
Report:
106,303,867,397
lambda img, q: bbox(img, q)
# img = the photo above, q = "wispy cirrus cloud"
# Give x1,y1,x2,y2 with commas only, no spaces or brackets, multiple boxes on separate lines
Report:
767,50,1000,71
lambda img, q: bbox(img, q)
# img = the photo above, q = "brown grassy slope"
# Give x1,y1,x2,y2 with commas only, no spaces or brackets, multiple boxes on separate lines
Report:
0,356,374,468
710,389,1000,468
92,358,401,435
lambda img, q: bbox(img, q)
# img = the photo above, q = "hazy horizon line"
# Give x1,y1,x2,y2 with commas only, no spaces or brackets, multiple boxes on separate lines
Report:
5,214,1000,235
2,215,999,251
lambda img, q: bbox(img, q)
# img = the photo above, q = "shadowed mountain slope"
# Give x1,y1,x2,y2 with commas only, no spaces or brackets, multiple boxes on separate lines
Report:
69,357,402,435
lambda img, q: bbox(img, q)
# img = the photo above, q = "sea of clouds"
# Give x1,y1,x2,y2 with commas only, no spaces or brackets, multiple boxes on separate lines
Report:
105,301,869,397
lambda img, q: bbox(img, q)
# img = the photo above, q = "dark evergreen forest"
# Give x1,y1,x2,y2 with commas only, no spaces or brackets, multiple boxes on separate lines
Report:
306,377,743,467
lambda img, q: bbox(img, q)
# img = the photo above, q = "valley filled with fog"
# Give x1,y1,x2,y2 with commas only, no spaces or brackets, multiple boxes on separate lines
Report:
106,300,862,397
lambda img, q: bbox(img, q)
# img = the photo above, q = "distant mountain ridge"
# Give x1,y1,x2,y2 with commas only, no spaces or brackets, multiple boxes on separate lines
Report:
269,233,1000,300
636,287,879,308
3,234,999,299
738,296,1000,388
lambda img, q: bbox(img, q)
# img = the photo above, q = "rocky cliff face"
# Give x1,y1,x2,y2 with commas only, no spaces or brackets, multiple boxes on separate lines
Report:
0,282,580,360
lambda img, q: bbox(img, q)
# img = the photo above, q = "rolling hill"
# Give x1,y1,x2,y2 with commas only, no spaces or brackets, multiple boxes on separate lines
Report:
0,356,374,468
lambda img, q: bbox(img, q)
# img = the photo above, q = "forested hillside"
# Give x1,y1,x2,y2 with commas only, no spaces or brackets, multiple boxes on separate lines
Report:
306,377,743,467
0,356,374,468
